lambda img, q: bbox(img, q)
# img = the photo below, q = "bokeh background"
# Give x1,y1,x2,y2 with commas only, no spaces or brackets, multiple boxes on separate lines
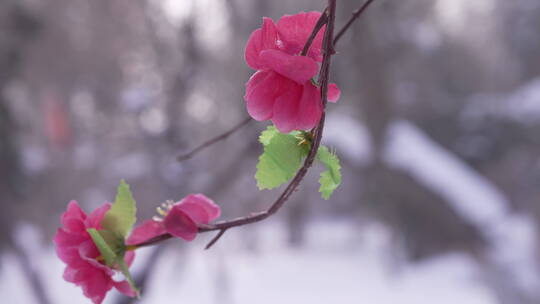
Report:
1,0,540,303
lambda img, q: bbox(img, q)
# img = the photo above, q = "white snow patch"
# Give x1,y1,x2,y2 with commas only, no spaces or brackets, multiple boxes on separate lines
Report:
383,120,508,225
463,77,540,125
0,253,38,304
324,113,373,165
1,220,497,304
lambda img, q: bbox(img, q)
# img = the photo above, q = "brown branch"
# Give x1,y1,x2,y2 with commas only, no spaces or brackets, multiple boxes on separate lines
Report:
333,0,378,46
204,228,228,249
320,0,337,107
300,7,328,56
176,116,252,162
134,1,338,250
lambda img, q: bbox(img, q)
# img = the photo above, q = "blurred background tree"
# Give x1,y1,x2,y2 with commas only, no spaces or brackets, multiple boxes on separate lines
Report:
1,0,539,303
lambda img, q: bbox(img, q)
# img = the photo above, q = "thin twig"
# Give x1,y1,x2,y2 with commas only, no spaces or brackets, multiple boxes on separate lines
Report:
176,116,252,162
133,0,338,250
205,228,227,249
300,7,328,56
320,0,337,107
333,0,377,46
132,233,173,249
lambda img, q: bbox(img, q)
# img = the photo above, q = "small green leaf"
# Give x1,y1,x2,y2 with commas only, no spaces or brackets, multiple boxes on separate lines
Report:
255,126,309,189
99,230,125,254
101,180,137,238
87,228,117,266
117,258,140,297
316,146,342,199
258,125,279,146
88,228,139,295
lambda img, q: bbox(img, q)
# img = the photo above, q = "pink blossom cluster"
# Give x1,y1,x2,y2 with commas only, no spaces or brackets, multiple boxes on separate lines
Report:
244,11,340,133
54,202,135,304
127,194,221,244
54,194,220,304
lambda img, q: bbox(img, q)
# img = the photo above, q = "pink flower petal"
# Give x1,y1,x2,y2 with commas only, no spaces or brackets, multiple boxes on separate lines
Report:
63,265,99,285
63,266,81,283
56,246,85,268
124,251,136,267
126,220,166,245
80,270,113,304
61,201,87,233
259,50,318,84
54,228,87,247
245,17,278,70
296,82,323,130
114,280,136,297
245,70,289,121
271,80,303,133
327,83,340,103
276,11,325,61
78,240,113,274
163,206,198,241
176,194,221,224
85,203,111,229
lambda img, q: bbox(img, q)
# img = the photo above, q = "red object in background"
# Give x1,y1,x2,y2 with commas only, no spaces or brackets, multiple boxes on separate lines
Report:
43,92,71,149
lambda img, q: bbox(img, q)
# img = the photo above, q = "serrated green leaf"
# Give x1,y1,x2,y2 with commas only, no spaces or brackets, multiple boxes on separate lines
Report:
117,257,140,297
259,125,279,146
316,146,342,199
87,228,118,266
101,180,137,238
255,126,309,189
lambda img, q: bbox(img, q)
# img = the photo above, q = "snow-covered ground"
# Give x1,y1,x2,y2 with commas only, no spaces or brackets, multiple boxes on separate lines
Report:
1,221,495,304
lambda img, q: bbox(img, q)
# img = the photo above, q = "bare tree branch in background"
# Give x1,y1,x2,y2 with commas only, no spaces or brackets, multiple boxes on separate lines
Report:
12,242,51,304
333,0,378,46
176,116,252,162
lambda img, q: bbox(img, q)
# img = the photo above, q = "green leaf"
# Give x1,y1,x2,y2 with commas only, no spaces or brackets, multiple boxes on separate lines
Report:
255,126,309,189
87,228,118,266
87,228,139,296
258,125,279,146
316,146,342,199
117,257,140,297
101,180,137,238
98,230,125,253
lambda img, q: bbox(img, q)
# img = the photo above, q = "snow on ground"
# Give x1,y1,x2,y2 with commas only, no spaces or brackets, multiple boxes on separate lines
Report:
0,221,496,304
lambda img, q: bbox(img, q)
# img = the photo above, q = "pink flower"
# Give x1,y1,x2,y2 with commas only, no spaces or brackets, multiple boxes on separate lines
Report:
127,194,221,245
54,201,136,304
244,11,341,133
